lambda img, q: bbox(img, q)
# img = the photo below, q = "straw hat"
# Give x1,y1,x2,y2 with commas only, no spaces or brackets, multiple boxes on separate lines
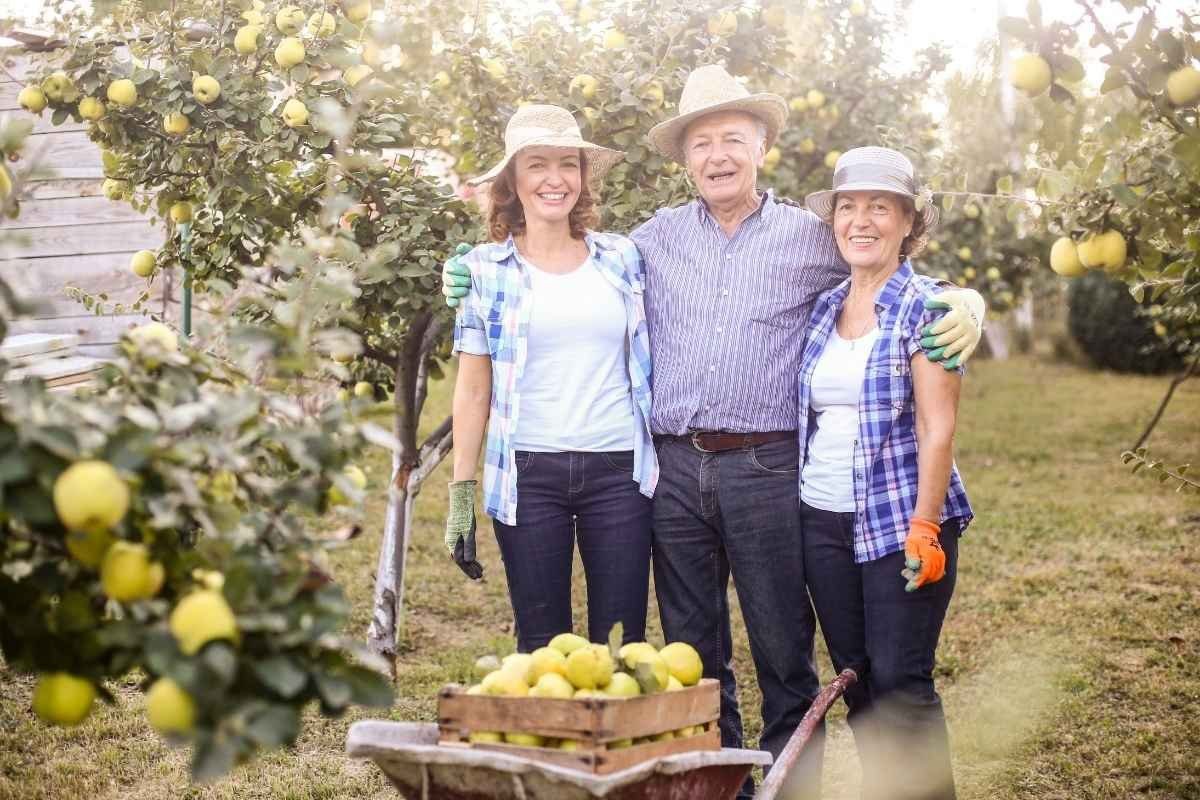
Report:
647,65,788,163
805,147,939,230
468,104,624,187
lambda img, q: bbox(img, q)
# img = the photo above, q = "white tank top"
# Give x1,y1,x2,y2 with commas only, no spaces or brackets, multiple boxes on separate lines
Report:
512,255,636,452
800,327,880,512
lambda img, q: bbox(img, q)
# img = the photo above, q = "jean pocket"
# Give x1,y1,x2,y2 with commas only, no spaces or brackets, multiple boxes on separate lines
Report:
514,451,536,475
601,451,635,473
746,440,799,475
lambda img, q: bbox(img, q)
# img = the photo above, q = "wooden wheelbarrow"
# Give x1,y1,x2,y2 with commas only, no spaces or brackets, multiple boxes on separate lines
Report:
347,669,857,800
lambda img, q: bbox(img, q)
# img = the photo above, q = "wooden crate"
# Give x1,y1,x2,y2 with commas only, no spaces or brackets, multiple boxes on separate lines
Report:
438,678,721,774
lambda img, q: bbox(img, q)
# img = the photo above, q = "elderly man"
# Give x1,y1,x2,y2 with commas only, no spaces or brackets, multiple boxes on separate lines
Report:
442,65,984,798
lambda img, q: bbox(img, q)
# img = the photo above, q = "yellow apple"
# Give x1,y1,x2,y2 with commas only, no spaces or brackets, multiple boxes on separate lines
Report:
343,0,371,23
106,79,138,108
570,73,598,100
41,71,77,103
307,10,336,36
659,642,703,685
18,85,47,113
234,24,261,54
102,178,128,201
1166,66,1200,107
275,37,306,69
32,673,96,726
275,5,305,34
128,321,179,353
192,75,221,105
77,97,105,121
169,589,239,655
130,249,157,277
1049,236,1085,277
957,246,972,261
1011,53,1052,97
481,58,507,80
641,81,664,109
986,266,1002,281
169,201,193,223
963,266,977,280
101,541,161,601
789,96,808,113
823,149,841,169
53,460,130,536
849,0,866,16
146,678,196,734
432,70,452,90
603,29,627,50
1094,229,1127,271
163,112,190,134
798,137,815,154
963,203,980,219
281,98,309,127
0,167,10,200
806,89,826,109
763,146,781,172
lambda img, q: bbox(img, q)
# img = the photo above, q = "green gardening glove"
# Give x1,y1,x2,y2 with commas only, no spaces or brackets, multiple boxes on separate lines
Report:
445,480,483,580
441,243,473,308
920,288,986,370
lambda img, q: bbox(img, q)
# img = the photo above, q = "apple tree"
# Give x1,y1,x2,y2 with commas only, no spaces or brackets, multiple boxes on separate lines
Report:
997,0,1198,490
0,117,397,779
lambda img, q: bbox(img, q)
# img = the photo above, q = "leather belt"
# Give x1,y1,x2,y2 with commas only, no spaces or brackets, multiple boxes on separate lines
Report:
655,430,797,453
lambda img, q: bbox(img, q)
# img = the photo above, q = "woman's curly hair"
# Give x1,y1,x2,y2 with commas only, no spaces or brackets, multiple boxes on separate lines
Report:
487,152,599,242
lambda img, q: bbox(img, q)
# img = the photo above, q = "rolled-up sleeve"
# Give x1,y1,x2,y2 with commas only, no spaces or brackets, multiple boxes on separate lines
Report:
452,257,489,357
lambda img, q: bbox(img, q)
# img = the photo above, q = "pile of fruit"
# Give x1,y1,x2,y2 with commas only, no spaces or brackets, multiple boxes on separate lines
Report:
460,632,705,750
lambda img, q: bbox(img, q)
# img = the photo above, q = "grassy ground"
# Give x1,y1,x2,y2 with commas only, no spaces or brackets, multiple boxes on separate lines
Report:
1,355,1197,800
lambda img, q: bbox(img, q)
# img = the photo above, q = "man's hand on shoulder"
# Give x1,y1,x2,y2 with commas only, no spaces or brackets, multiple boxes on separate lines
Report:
920,288,986,370
441,242,473,308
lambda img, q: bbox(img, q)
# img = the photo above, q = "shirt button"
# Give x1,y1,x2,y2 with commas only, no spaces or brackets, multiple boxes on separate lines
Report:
716,326,723,333
709,365,715,372
725,254,733,260
722,289,729,296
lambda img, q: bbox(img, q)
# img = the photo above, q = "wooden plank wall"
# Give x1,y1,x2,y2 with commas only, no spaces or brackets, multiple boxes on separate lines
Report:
0,52,171,356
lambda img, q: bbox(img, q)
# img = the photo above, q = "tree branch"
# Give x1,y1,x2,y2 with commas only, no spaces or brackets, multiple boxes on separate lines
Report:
1130,353,1199,451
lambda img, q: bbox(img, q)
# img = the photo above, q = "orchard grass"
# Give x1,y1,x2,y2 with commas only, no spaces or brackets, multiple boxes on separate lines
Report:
1,356,1197,800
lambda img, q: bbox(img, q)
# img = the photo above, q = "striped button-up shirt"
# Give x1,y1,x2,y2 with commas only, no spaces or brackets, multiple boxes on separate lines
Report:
452,232,658,526
797,260,974,563
631,190,848,435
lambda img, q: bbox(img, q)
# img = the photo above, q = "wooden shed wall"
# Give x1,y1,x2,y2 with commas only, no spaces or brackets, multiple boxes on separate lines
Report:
0,52,171,357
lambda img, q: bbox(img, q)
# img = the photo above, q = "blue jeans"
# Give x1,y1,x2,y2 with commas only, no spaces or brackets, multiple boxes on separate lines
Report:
491,450,653,652
652,437,823,800
800,501,960,800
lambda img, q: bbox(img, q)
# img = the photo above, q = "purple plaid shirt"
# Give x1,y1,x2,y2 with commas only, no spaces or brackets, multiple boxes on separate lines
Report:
797,259,974,563
631,191,848,435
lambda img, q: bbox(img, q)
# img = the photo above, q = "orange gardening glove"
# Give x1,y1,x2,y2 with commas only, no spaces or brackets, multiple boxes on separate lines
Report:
901,517,945,593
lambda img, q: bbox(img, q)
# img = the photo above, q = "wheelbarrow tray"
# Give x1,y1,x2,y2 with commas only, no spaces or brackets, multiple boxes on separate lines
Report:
347,720,772,800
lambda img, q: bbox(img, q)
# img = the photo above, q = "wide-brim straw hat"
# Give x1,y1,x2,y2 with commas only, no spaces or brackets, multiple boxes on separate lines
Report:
467,104,624,188
647,64,788,163
805,146,940,230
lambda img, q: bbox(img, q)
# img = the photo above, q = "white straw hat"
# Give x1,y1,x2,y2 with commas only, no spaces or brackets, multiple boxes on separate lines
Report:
468,104,624,187
805,146,939,230
647,64,788,163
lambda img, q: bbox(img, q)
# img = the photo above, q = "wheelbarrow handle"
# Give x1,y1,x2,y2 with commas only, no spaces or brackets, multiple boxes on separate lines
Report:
756,668,859,800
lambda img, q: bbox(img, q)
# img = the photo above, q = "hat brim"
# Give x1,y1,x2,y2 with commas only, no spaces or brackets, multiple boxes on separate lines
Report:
805,184,940,231
467,138,625,188
647,94,788,163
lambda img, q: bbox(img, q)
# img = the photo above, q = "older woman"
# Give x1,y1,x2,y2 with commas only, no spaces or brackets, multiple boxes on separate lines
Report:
445,104,657,652
797,147,973,800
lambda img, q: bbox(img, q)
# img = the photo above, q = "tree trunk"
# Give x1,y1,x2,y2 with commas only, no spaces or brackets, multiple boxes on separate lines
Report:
366,446,410,667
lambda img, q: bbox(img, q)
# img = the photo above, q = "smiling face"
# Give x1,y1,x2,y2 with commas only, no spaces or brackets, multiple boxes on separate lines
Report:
511,146,583,228
832,190,914,273
682,110,765,209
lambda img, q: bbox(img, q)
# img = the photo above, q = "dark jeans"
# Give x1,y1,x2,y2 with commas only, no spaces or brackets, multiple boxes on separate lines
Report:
653,437,823,800
800,501,960,800
491,450,653,652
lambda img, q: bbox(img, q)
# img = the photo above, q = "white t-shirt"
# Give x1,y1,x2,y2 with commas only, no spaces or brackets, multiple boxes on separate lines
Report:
512,255,636,452
800,327,880,512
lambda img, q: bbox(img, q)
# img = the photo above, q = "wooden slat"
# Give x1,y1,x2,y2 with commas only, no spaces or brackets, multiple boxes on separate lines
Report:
0,220,162,259
450,727,720,775
19,178,105,201
0,252,159,316
0,331,79,359
8,354,103,382
17,130,103,173
437,679,720,743
8,313,152,346
1,194,149,230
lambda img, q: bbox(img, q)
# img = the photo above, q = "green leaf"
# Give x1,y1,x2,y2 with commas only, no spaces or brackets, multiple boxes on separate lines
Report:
192,732,239,783
1050,54,1085,83
1100,68,1126,94
941,195,956,213
313,671,352,710
996,175,1014,194
200,642,238,687
607,621,623,663
633,662,659,695
341,665,394,707
253,656,308,698
244,703,300,747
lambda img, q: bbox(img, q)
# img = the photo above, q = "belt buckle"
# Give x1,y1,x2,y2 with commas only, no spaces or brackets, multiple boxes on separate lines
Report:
690,431,712,453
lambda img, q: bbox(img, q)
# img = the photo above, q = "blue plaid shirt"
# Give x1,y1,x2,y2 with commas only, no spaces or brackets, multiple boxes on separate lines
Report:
797,260,974,563
452,232,658,525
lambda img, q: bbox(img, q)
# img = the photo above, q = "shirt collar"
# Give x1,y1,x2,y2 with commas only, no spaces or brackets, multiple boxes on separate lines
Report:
694,188,773,227
488,231,607,263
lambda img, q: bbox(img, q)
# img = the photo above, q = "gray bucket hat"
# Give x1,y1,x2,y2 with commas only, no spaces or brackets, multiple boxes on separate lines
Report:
805,146,939,230
468,104,624,187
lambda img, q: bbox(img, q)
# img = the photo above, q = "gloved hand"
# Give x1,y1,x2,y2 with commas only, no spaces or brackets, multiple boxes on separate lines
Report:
445,480,483,580
441,243,473,308
900,517,945,592
921,289,986,370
